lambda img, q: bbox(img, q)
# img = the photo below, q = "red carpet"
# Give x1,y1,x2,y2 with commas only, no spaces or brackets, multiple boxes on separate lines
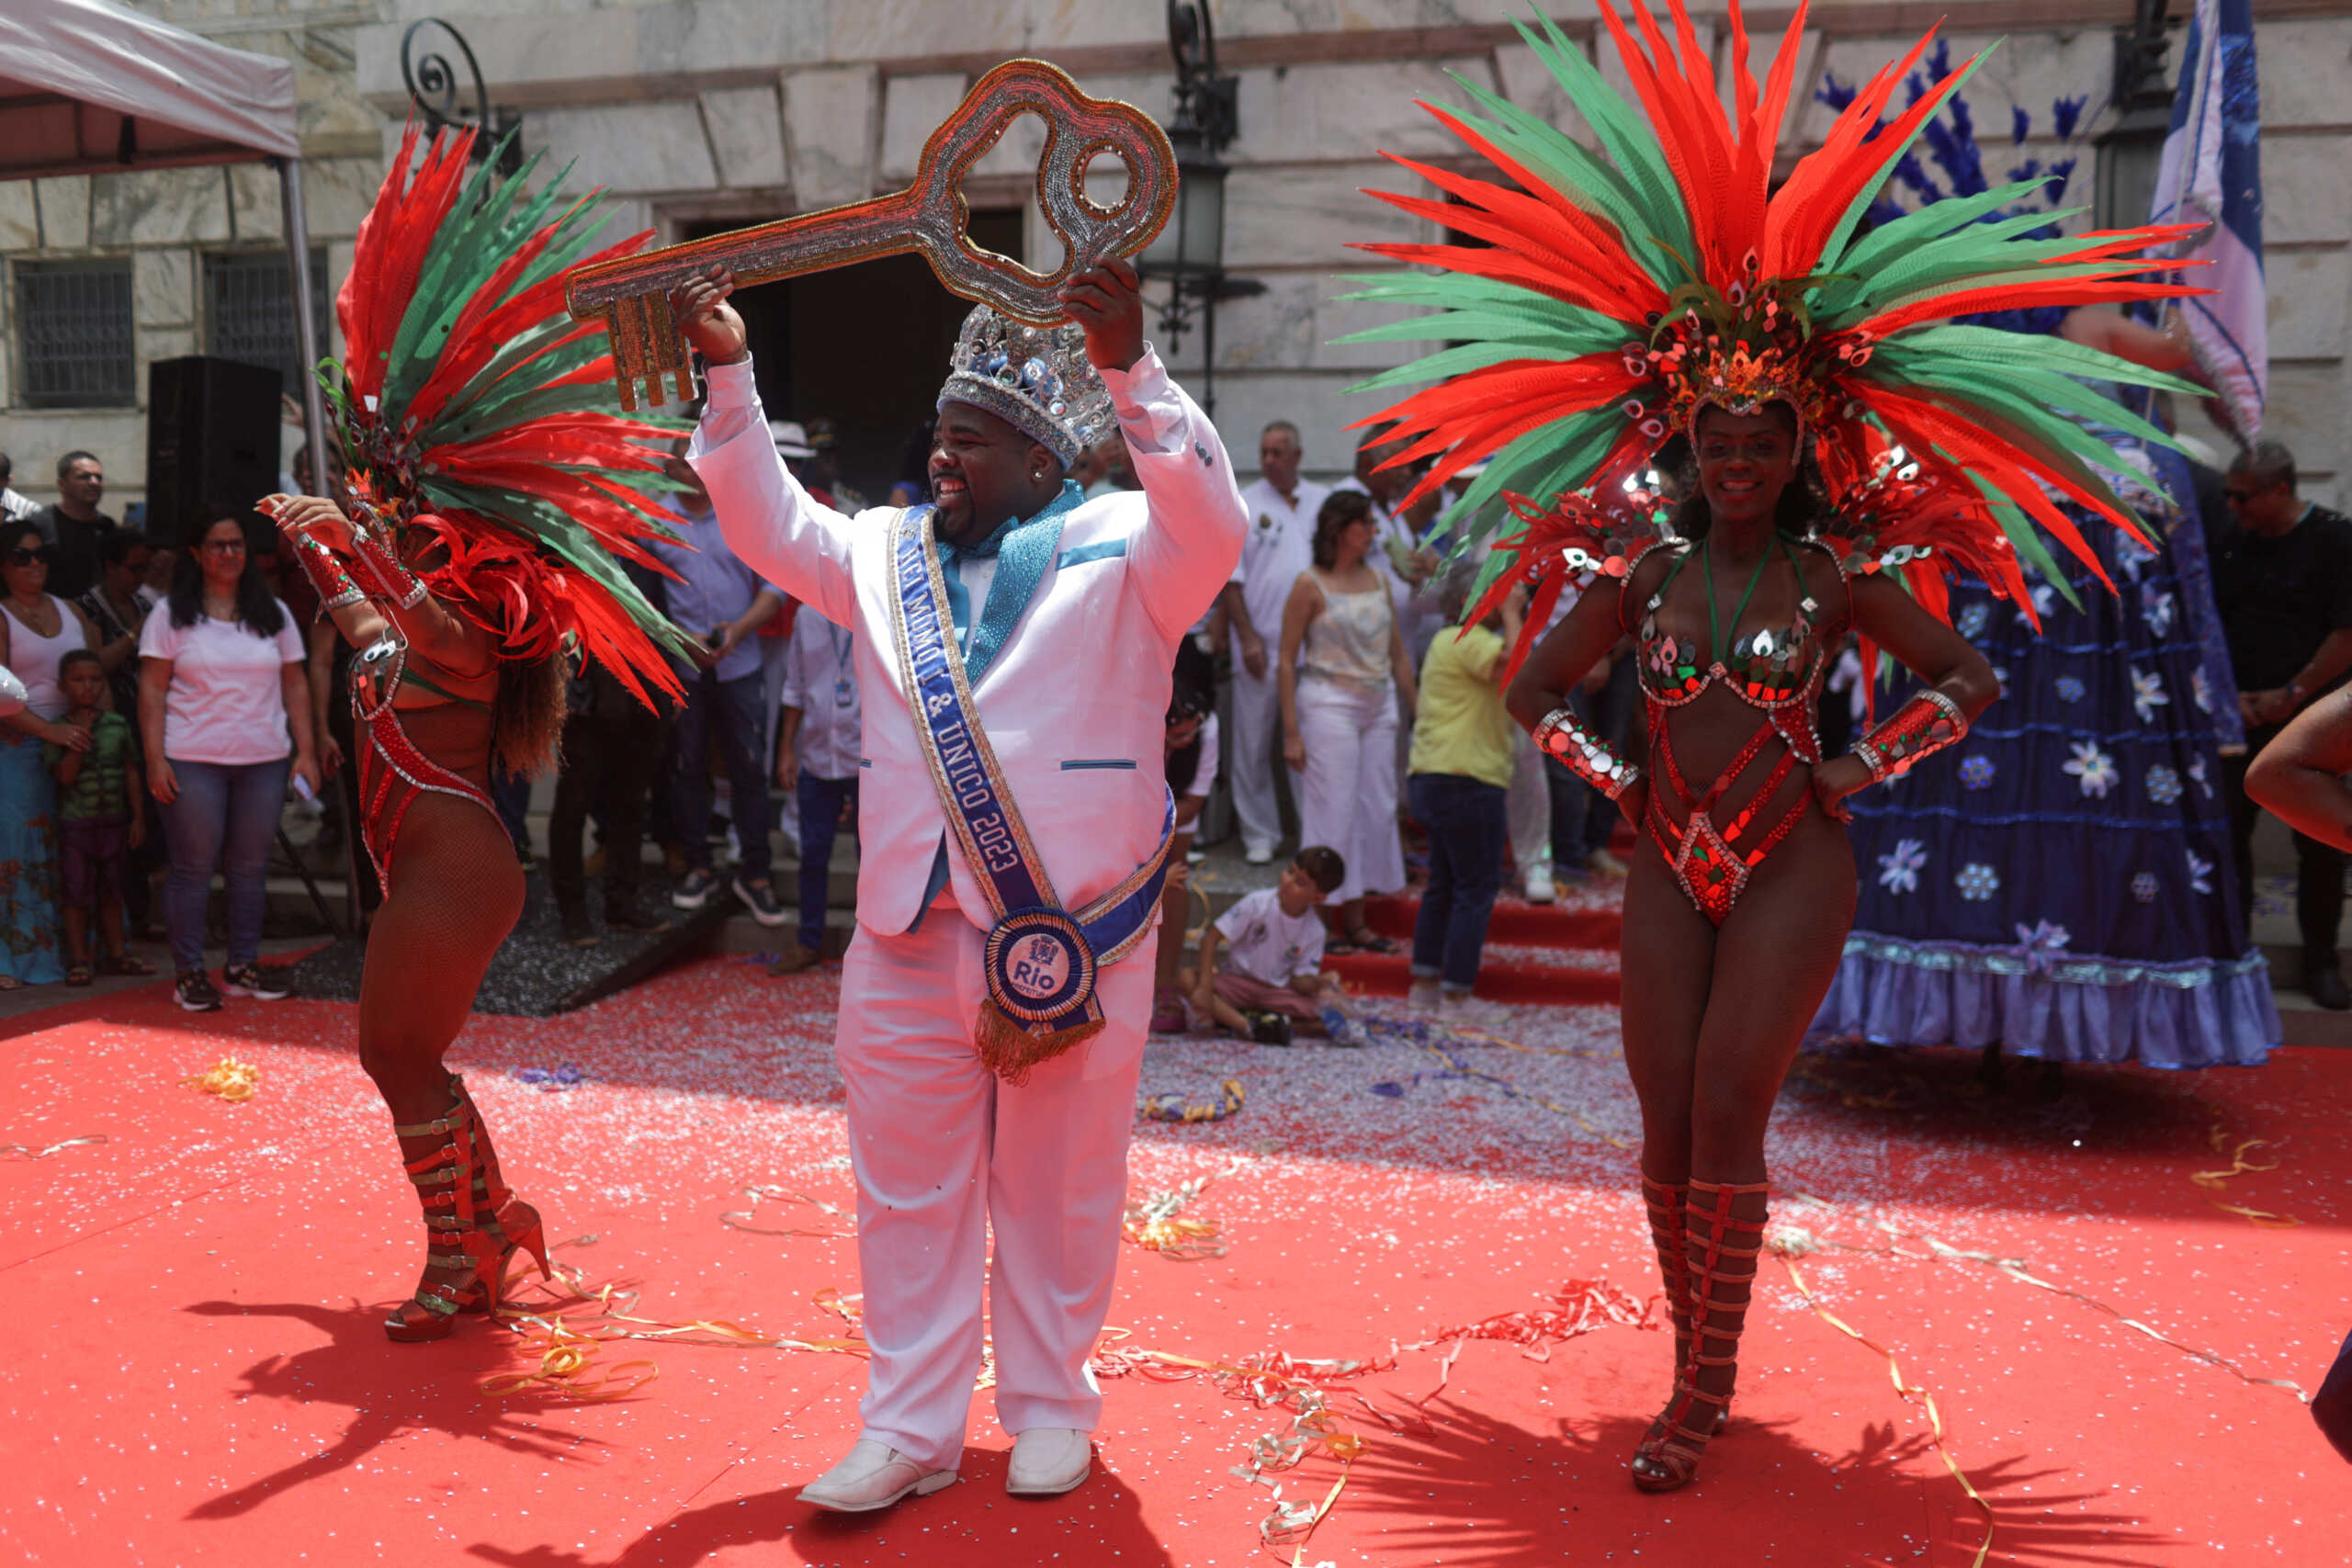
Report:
4,942,2347,1565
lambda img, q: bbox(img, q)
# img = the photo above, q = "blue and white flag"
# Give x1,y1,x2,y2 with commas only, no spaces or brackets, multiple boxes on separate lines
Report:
2148,0,2266,441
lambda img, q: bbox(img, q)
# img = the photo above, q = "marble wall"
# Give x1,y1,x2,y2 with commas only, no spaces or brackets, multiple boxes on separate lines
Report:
4,0,2347,513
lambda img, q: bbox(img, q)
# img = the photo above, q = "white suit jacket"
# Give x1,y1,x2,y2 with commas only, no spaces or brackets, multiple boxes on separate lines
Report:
690,350,1246,937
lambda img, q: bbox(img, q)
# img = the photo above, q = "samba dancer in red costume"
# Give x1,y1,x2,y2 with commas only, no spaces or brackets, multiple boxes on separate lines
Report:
1348,0,2207,1490
264,127,687,1341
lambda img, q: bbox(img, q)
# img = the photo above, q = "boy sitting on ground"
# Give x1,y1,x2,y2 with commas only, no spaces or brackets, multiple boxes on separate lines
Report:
1187,845,1348,1036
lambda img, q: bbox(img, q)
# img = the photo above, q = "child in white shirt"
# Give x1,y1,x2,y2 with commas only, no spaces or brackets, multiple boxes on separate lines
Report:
1188,845,1347,1035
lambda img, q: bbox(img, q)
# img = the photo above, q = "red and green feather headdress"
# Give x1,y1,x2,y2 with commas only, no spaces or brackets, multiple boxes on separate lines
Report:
330,121,693,705
1340,0,2209,653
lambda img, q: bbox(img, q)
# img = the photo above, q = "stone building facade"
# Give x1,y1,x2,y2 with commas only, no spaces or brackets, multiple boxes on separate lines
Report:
2,0,2346,512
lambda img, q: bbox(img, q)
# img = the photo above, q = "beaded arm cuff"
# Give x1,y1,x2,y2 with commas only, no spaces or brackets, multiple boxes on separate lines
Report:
347,521,430,610
1852,687,1967,784
1532,705,1643,799
289,531,366,615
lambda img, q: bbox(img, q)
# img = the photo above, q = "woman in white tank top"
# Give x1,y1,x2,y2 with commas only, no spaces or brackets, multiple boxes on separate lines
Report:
1,519,102,987
1276,490,1417,947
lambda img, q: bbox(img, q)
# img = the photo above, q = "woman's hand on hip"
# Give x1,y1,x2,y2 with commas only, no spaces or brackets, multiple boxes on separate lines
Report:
1811,753,1873,812
148,756,178,805
1613,776,1648,830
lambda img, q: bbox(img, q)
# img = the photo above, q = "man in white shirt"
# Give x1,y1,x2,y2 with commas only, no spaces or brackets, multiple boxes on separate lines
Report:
771,600,861,973
1227,420,1329,862
673,257,1244,1514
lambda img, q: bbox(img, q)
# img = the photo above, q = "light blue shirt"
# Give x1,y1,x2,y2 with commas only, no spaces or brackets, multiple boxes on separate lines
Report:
642,502,774,682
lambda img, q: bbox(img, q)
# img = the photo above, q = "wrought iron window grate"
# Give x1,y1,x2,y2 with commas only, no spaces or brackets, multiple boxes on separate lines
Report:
15,260,136,409
205,249,330,396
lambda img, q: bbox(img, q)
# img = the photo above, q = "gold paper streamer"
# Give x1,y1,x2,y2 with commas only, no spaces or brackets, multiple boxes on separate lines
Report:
720,1184,854,1238
0,1133,107,1160
181,1058,259,1101
2189,1123,2301,1228
1772,1245,1997,1568
1123,1163,1239,1260
481,1317,659,1403
1139,1077,1245,1124
479,1264,868,1405
1776,1190,2312,1404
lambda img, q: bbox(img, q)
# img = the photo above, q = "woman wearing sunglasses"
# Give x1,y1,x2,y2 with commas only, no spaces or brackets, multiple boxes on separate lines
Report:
1,520,104,987
135,507,317,1012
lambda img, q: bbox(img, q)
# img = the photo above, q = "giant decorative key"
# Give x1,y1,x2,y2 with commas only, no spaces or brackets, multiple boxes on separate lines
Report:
565,59,1177,410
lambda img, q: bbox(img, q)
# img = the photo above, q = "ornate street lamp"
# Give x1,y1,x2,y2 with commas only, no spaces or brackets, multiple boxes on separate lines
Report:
1137,0,1262,417
2094,0,2175,231
401,18,524,174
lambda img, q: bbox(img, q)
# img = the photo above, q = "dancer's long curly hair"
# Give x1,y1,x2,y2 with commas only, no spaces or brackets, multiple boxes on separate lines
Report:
492,653,567,778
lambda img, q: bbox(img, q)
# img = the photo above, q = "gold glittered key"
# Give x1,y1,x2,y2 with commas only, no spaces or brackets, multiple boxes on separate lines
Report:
565,58,1177,411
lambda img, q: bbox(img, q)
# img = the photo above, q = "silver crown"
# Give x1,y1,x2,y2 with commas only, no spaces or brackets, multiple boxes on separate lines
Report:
935,304,1115,470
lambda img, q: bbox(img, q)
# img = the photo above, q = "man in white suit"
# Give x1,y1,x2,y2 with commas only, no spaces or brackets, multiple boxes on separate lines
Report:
672,258,1245,1513
1228,420,1329,863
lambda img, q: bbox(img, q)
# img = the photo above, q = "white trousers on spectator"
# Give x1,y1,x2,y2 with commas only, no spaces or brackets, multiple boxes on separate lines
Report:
1291,675,1405,905
1228,655,1283,856
835,905,1151,1471
1507,728,1551,874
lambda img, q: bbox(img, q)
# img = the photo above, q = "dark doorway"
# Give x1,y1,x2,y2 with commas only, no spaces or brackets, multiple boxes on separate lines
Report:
681,209,1025,504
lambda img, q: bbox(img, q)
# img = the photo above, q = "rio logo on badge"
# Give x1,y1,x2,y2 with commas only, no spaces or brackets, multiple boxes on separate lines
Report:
1008,934,1070,1000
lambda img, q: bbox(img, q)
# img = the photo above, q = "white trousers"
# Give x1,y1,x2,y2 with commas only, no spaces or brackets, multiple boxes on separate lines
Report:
1228,654,1283,856
1507,728,1551,874
835,907,1151,1470
1292,676,1405,905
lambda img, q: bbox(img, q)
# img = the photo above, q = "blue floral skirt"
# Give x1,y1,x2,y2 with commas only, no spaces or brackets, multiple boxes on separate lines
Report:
0,730,64,985
1812,504,2277,1067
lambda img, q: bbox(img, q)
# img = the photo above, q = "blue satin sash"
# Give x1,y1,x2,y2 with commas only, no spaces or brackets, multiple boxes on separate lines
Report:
888,506,1173,1073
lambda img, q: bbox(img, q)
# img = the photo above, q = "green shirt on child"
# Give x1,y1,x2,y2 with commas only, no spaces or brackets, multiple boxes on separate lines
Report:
43,710,134,823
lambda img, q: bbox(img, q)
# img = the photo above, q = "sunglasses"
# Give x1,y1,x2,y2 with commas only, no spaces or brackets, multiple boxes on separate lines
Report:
6,546,51,566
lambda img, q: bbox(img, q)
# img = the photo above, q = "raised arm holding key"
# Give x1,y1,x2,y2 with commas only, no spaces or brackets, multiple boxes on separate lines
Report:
672,252,1245,1512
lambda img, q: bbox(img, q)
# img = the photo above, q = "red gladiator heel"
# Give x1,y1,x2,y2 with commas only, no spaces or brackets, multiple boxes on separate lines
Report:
383,1074,551,1342
1631,1179,1768,1491
1640,1176,1727,1440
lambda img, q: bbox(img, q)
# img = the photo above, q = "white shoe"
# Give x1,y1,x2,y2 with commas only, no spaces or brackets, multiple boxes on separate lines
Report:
1523,863,1556,903
1243,843,1275,865
1005,1427,1091,1496
797,1439,957,1513
1406,977,1442,1015
1437,991,1510,1028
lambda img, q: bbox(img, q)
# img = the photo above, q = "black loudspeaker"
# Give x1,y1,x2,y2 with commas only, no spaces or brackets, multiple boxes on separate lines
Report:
145,356,284,544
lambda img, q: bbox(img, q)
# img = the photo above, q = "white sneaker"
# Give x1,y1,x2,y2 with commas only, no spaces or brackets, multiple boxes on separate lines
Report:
1006,1427,1091,1496
1437,991,1510,1028
1243,843,1275,865
1406,976,1442,1015
797,1439,957,1513
1523,863,1556,903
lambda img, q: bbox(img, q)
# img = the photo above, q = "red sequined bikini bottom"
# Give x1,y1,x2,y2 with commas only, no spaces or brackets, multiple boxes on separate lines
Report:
357,705,500,897
1644,715,1812,928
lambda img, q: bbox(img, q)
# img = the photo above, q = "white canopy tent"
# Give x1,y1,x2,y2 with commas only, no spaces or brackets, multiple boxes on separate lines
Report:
0,0,331,493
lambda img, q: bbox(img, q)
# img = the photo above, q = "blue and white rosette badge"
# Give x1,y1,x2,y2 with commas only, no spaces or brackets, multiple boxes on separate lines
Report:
888,507,1174,1082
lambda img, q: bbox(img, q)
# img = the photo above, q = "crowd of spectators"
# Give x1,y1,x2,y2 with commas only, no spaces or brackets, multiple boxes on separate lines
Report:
9,414,2327,1029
